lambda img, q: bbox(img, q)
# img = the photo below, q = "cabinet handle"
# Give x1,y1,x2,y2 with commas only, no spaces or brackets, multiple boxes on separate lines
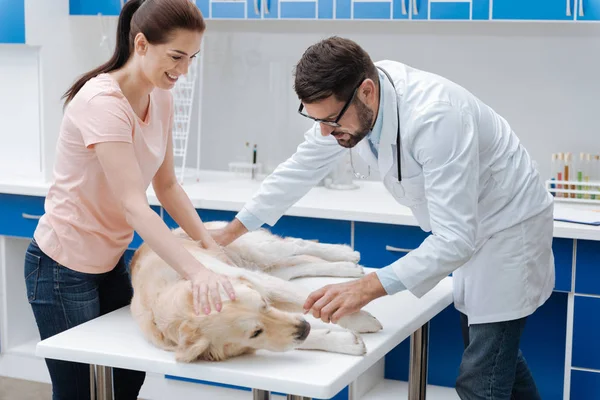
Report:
385,245,413,253
264,0,270,14
566,0,572,16
22,213,42,220
579,0,584,16
401,0,407,15
254,0,259,15
412,0,418,15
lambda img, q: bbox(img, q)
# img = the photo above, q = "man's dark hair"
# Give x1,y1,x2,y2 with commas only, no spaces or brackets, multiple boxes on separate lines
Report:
293,36,379,104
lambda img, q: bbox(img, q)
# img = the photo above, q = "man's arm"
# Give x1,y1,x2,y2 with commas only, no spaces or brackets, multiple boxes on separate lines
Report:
214,124,346,245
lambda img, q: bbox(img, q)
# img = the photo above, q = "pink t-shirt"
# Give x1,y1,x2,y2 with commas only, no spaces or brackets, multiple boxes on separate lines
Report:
34,73,172,273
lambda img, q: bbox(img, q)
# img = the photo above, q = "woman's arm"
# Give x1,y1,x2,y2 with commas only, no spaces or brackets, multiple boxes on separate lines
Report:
151,130,221,251
94,140,235,315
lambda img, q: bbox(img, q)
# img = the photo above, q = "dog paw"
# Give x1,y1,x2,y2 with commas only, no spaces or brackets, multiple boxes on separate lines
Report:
336,310,383,333
326,331,366,356
333,261,365,277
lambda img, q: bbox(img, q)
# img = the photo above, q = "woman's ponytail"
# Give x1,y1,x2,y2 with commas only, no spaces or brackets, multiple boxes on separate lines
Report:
61,0,145,107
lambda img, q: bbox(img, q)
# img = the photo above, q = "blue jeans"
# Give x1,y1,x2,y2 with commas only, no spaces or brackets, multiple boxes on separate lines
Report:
24,239,145,400
456,312,542,400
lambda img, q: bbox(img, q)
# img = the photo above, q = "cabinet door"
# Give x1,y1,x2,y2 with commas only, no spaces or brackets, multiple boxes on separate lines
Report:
576,0,600,20
574,239,600,295
411,0,428,19
429,1,470,19
353,0,393,19
571,370,600,400
69,0,122,15
492,0,575,20
572,295,600,370
279,0,318,18
0,0,25,43
210,0,247,18
553,238,573,292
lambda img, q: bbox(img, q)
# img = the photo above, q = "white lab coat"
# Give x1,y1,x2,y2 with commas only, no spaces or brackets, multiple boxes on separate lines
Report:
241,60,555,324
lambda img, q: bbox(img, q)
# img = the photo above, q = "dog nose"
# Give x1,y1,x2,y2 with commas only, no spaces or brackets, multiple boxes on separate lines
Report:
295,319,311,341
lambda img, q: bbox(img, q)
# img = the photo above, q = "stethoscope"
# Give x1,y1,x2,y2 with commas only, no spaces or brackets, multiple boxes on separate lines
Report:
350,66,402,183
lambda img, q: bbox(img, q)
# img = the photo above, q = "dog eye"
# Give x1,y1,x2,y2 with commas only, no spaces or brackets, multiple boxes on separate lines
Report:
250,328,263,339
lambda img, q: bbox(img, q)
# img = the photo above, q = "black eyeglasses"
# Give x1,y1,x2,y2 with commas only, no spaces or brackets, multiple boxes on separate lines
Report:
297,78,365,128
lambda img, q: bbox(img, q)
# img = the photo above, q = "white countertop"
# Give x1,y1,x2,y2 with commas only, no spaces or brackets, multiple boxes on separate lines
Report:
36,271,454,399
1,170,599,241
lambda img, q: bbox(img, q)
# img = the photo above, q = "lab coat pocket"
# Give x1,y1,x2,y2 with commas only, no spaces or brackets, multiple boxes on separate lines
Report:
384,172,426,207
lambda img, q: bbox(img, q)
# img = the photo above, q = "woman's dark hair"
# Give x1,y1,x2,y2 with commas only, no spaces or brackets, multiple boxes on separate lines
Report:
293,36,378,104
62,0,206,106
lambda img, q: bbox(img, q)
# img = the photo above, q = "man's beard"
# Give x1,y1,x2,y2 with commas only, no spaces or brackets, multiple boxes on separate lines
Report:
334,99,374,149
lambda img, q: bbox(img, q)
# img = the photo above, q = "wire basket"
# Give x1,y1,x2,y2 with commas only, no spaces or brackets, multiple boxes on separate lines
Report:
171,54,202,184
546,179,600,204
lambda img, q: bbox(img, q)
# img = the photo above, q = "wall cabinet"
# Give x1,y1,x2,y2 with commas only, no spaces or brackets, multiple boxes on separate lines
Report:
67,0,600,21
0,0,25,43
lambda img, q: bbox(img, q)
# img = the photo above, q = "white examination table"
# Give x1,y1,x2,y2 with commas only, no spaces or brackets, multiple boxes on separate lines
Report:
36,269,453,400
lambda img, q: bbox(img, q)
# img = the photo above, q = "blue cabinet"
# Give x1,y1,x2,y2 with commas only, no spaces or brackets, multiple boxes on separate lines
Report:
69,0,123,15
0,194,45,238
492,0,575,21
574,239,600,295
430,1,470,20
0,0,25,43
553,238,574,292
572,295,600,370
577,0,600,20
354,222,429,268
571,369,600,400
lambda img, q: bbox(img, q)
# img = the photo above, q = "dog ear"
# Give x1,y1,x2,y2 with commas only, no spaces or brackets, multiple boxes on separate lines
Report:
175,320,210,363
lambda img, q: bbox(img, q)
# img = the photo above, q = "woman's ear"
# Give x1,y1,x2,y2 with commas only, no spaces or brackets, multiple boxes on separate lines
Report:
133,32,149,56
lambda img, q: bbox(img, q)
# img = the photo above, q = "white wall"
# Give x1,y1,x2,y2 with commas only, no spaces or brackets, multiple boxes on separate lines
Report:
3,13,599,183
198,21,600,181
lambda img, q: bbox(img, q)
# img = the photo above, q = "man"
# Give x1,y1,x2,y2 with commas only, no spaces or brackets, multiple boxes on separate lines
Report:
211,36,554,399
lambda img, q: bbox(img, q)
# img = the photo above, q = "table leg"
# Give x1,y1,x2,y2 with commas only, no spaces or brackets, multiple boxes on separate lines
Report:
91,365,114,400
286,396,311,400
253,389,271,399
408,322,429,400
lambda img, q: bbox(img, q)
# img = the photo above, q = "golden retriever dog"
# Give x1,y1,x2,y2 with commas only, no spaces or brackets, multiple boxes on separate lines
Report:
129,221,383,363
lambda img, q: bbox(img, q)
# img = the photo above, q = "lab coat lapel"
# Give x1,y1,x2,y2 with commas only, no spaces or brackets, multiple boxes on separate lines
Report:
354,136,378,171
377,72,400,179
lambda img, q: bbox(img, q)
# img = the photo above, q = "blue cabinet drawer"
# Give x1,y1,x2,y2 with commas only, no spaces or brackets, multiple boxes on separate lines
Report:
128,205,162,249
492,0,575,20
0,0,25,43
553,238,573,292
163,208,237,229
69,0,123,15
571,369,600,400
354,222,429,268
0,194,45,238
430,1,470,19
574,239,600,295
572,295,600,370
268,216,351,245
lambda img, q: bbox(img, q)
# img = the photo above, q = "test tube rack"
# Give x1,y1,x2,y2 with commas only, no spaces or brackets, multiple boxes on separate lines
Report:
546,179,600,204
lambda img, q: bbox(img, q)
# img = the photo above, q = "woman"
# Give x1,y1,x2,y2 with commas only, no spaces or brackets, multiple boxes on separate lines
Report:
23,1,235,398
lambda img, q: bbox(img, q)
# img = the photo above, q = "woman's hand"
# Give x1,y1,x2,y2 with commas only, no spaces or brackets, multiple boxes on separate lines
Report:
189,266,236,315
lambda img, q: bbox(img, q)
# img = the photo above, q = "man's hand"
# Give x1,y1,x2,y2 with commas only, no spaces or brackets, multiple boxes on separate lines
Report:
302,272,387,324
210,218,249,247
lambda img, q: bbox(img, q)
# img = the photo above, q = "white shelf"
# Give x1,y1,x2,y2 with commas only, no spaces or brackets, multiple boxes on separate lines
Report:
6,339,39,358
361,379,459,400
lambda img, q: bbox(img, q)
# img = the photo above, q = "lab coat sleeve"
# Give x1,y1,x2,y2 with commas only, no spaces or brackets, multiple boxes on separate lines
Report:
236,124,345,230
389,102,478,298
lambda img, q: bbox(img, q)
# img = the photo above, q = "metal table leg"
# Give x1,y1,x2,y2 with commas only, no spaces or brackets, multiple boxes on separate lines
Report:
90,365,114,400
286,396,311,400
408,322,429,400
253,389,271,399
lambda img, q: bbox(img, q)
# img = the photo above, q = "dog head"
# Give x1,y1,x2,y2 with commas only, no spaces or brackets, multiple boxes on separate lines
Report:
154,277,310,363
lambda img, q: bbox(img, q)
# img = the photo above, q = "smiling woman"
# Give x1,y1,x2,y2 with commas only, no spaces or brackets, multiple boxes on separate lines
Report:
23,1,238,399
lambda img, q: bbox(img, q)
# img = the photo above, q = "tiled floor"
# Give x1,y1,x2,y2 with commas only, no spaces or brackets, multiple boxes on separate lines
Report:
0,377,51,400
